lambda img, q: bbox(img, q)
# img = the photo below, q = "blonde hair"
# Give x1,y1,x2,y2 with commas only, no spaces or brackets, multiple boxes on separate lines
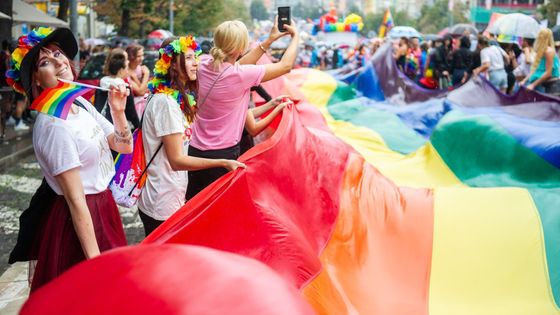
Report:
210,20,249,70
531,28,555,74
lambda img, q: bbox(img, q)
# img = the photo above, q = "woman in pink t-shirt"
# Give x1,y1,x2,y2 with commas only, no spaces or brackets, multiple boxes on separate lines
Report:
186,19,299,200
125,44,150,116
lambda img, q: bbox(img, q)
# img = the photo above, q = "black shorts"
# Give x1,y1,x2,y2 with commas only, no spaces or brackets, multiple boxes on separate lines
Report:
185,142,241,200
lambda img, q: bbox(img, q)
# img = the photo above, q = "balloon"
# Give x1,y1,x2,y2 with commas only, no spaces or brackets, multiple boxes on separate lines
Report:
336,23,345,32
345,24,351,32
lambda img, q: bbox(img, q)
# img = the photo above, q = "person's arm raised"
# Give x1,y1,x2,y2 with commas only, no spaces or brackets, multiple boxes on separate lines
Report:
239,17,289,65
106,84,133,154
261,21,300,83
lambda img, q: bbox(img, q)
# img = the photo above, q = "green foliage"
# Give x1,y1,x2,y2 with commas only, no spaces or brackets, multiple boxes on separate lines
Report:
292,2,323,20
222,0,251,26
250,0,269,21
539,0,560,26
175,0,224,36
96,0,249,38
416,0,469,33
363,10,417,36
362,12,384,36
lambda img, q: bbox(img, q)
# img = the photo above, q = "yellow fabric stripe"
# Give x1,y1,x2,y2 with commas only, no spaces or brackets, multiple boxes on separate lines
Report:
298,69,462,189
430,188,559,314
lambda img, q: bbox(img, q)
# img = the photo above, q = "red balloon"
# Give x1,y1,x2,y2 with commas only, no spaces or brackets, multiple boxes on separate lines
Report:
20,245,315,315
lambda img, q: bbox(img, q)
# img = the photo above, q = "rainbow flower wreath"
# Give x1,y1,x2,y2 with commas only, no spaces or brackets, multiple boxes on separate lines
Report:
148,35,201,115
6,27,53,95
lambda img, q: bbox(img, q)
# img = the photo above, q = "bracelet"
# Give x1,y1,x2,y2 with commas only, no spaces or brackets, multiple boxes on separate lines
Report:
258,43,267,53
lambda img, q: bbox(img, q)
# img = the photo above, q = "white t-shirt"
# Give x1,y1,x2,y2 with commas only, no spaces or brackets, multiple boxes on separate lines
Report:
513,51,534,78
480,45,505,71
138,93,190,220
33,97,115,195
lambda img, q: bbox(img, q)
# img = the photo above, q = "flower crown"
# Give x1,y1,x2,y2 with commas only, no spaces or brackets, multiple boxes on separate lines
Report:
148,35,201,121
6,27,53,94
152,35,201,78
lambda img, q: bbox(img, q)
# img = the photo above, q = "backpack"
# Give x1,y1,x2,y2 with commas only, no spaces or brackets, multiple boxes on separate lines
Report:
109,94,162,208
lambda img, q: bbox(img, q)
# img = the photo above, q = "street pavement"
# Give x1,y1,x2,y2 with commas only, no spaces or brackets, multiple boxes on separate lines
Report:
0,152,146,314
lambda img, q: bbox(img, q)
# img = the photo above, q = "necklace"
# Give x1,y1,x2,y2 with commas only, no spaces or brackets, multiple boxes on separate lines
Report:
149,79,196,114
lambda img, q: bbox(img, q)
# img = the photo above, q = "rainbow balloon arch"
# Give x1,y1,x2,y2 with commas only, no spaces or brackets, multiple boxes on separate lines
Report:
311,10,364,35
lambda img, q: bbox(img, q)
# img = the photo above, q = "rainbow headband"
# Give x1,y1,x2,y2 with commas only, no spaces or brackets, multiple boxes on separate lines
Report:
6,27,54,95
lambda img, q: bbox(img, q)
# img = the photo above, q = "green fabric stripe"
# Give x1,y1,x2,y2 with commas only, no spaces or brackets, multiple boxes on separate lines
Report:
328,99,425,154
327,81,356,106
430,111,560,306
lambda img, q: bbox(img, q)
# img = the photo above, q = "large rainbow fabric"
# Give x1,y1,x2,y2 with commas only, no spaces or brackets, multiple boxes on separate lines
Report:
21,43,560,314
30,81,91,120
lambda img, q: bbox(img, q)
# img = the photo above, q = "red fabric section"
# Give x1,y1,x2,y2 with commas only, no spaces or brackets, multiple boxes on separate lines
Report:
144,103,350,287
304,154,434,314
21,245,315,315
30,190,127,292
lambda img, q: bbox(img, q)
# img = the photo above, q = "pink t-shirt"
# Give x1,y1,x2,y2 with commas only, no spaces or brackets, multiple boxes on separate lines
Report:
190,55,265,150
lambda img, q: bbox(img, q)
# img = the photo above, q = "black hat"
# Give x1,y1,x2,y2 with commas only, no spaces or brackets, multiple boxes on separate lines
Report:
10,27,78,97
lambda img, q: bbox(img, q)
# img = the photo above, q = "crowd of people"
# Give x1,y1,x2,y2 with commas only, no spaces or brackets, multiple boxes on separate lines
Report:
296,39,382,71
392,28,560,94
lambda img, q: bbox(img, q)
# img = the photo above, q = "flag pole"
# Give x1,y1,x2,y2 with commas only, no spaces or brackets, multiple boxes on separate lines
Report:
57,78,129,92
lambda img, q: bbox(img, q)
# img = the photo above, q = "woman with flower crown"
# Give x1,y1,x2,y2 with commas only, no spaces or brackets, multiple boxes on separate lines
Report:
5,27,131,292
138,36,246,236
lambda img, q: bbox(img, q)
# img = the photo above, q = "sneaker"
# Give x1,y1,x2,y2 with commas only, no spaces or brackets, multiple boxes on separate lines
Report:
14,121,30,131
5,116,16,126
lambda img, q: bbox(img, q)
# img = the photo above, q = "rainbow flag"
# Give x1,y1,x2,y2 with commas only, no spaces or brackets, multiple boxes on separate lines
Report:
30,81,91,120
378,8,394,38
19,45,560,314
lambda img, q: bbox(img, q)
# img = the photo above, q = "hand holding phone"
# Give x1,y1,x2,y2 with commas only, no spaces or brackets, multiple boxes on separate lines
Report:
278,7,290,32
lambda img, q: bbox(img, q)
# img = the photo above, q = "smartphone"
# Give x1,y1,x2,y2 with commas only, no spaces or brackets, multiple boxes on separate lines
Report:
278,6,290,32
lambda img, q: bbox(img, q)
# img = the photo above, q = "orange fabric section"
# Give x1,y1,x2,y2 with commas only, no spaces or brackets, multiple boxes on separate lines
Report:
304,153,434,315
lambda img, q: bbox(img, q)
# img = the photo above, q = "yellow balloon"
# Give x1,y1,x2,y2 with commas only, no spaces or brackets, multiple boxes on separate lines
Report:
336,23,345,32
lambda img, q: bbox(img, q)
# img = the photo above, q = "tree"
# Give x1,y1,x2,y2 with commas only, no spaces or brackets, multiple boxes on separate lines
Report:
292,2,322,20
347,3,362,16
416,0,468,34
250,0,268,21
539,0,560,26
362,12,384,36
0,0,12,43
58,0,69,21
174,0,224,36
95,0,167,38
222,0,251,26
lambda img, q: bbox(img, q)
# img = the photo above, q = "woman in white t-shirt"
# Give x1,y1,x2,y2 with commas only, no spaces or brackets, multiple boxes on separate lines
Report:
6,27,132,292
139,36,245,236
96,48,140,130
473,35,510,93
